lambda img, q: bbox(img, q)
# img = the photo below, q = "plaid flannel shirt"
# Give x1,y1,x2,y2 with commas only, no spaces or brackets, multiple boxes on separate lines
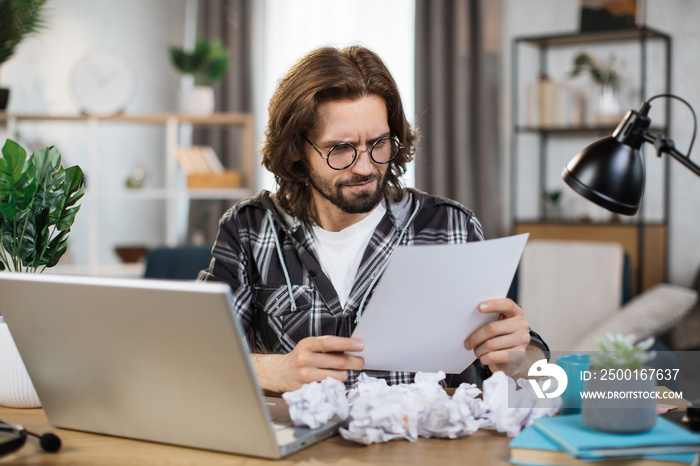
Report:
199,188,548,387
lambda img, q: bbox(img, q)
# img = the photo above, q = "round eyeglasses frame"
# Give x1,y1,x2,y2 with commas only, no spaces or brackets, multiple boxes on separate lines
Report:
303,135,402,170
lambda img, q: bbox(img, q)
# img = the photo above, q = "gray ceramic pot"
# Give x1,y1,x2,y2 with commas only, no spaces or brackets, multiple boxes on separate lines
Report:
581,369,657,433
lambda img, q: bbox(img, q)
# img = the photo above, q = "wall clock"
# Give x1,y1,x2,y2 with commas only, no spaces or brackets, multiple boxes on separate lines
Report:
71,49,137,117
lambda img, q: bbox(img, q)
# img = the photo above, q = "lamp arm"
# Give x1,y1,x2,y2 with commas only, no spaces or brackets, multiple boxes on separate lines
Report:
643,132,700,177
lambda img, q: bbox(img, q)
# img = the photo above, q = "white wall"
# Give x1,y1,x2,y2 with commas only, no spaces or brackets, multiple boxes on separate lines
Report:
1,0,188,266
501,0,700,288
2,0,186,114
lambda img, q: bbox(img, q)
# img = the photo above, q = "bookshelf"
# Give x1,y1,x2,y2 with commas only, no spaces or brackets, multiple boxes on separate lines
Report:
0,112,255,276
510,26,672,295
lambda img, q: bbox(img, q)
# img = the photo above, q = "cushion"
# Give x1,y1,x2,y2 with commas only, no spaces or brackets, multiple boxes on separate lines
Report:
666,266,700,350
667,307,700,350
572,284,699,352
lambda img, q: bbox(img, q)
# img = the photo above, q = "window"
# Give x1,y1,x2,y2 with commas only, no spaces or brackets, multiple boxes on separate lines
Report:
253,0,416,191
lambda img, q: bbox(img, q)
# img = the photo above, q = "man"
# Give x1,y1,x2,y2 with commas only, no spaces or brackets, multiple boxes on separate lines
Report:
199,45,547,394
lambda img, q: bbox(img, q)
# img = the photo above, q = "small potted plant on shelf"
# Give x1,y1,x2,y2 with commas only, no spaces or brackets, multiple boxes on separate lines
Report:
542,188,563,220
581,333,658,433
570,52,623,124
0,138,85,408
169,36,229,115
0,0,49,110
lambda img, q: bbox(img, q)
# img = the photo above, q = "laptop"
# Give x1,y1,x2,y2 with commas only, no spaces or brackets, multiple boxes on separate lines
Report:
0,273,339,459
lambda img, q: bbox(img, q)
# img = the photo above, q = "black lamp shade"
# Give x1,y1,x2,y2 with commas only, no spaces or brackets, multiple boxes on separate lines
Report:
562,136,645,215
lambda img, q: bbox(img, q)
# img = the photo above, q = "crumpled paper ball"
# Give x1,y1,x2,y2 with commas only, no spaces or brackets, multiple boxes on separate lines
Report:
341,385,425,444
281,377,349,429
347,372,389,405
340,371,489,444
421,382,487,439
282,369,560,443
482,371,561,437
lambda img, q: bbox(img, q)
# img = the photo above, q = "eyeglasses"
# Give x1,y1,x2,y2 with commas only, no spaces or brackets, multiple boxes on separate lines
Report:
303,135,402,170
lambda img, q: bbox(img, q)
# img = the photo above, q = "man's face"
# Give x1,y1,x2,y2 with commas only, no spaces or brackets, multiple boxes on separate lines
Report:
304,95,391,227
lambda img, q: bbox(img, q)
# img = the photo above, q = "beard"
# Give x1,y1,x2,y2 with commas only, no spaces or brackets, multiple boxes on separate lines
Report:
307,168,388,215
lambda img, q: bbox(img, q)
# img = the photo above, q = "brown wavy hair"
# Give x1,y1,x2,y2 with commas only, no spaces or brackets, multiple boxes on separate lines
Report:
260,45,417,224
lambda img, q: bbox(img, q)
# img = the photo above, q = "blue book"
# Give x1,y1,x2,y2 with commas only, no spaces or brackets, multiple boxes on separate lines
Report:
511,425,697,466
533,415,700,460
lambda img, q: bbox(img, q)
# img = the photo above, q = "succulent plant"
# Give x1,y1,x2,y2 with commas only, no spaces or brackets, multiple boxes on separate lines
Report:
589,333,657,371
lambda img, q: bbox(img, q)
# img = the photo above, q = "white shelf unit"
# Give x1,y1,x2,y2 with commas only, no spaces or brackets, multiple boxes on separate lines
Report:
0,112,255,277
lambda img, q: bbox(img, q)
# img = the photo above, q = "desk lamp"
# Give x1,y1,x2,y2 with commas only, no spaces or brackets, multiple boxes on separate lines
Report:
562,94,700,215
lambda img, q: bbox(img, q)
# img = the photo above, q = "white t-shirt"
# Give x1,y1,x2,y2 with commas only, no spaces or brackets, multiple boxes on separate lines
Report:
311,203,386,308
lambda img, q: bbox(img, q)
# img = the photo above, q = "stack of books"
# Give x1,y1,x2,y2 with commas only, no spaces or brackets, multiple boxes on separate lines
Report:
176,146,241,189
510,414,700,466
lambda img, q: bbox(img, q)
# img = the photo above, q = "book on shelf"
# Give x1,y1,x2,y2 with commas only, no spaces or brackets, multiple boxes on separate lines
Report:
511,424,698,466
528,76,585,128
176,146,241,189
177,146,224,173
200,146,225,173
532,415,700,461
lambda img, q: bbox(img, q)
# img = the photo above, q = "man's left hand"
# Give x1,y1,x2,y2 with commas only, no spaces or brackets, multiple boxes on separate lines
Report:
464,298,532,374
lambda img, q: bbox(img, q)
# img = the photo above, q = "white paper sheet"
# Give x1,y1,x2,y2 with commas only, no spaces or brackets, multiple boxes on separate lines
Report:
349,234,529,373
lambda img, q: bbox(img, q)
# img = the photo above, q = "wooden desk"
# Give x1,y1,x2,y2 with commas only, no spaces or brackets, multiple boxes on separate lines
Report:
0,406,512,465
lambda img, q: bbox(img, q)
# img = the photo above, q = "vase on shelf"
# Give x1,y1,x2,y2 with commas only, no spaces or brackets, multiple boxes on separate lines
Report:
596,84,623,125
543,201,562,221
178,86,215,115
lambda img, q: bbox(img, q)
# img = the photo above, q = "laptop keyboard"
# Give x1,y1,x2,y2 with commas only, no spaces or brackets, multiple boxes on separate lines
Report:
272,419,294,432
265,398,296,432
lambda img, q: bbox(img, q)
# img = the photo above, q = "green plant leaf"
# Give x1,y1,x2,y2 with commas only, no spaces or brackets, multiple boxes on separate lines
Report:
0,139,83,271
0,139,37,220
55,165,84,231
28,204,49,268
203,54,229,84
170,36,229,86
0,0,49,66
56,205,80,232
43,229,69,268
169,47,195,74
590,333,657,370
32,145,65,223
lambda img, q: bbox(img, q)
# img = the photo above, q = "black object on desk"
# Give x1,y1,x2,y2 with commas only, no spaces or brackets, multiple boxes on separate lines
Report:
661,400,700,432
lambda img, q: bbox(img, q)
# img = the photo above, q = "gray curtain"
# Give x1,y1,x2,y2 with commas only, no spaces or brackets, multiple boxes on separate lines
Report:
195,0,252,165
415,0,503,238
189,0,253,244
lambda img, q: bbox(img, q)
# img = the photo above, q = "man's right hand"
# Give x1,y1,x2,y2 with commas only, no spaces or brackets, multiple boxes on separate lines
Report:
251,335,365,394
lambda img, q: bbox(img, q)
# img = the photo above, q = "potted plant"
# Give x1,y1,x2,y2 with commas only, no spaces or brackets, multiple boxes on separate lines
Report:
0,138,85,408
541,188,563,220
0,0,49,110
581,333,658,433
570,52,623,124
169,36,229,115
